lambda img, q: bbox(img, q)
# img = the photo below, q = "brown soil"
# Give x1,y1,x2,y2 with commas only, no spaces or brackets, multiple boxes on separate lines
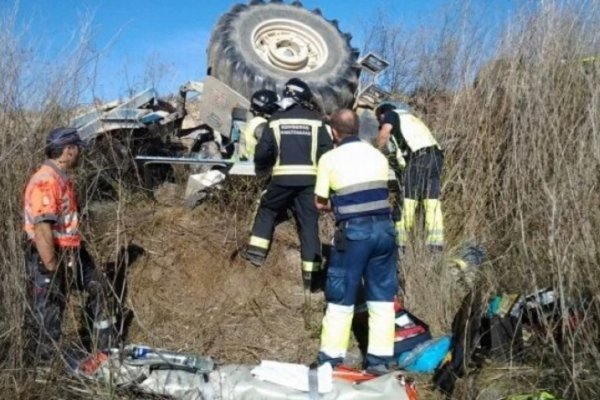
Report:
89,196,326,365
83,190,447,398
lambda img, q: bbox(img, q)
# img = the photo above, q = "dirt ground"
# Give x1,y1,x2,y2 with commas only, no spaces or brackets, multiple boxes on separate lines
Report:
82,185,446,398
125,204,324,365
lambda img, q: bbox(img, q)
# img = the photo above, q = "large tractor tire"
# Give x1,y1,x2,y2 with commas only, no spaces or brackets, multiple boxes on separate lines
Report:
207,0,360,114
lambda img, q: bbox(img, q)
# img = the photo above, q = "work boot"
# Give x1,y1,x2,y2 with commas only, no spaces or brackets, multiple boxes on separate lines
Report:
241,249,265,267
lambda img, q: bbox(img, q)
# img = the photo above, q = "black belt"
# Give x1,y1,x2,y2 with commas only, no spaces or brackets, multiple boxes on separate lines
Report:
337,214,391,227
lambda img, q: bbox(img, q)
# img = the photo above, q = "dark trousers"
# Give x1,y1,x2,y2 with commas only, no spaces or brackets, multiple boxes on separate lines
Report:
25,245,114,360
248,182,321,270
404,147,444,200
398,147,445,246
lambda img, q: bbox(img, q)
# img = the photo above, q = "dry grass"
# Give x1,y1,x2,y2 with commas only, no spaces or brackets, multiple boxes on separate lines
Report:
2,1,600,399
366,0,600,398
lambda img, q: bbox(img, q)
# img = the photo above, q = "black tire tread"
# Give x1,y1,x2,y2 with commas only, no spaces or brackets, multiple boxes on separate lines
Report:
207,1,359,114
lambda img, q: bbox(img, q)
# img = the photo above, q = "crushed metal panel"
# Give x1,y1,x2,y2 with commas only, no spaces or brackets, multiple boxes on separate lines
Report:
71,109,102,129
77,120,145,141
113,88,157,110
134,155,233,168
72,88,159,141
196,76,251,137
77,119,111,142
104,108,150,121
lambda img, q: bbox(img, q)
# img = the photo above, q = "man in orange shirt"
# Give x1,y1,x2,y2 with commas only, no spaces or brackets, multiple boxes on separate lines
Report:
23,127,114,360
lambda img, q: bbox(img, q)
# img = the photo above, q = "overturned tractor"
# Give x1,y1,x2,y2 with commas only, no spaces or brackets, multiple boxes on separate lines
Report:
72,1,389,204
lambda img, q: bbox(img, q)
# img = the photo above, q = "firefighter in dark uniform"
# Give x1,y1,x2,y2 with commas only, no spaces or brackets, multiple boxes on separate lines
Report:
375,103,444,251
242,78,333,292
240,89,280,161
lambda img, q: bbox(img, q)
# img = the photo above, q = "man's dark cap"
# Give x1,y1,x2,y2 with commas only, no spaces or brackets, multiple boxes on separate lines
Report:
46,127,85,148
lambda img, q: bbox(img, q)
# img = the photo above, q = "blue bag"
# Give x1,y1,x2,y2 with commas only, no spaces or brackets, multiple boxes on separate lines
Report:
397,335,452,373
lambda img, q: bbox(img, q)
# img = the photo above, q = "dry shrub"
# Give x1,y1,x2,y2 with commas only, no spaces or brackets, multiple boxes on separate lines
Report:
367,0,600,397
433,2,598,398
0,5,112,397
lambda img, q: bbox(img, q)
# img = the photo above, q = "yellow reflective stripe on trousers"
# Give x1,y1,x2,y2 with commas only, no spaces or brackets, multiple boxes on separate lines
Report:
320,303,354,359
367,301,395,356
396,198,418,245
423,199,444,246
302,260,321,272
249,235,270,250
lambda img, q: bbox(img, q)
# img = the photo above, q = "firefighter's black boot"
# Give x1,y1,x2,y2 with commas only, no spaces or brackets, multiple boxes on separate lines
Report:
241,248,266,267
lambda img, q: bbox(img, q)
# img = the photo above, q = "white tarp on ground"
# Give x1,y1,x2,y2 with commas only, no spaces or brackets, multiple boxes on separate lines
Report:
250,360,333,393
90,357,412,399
133,365,410,400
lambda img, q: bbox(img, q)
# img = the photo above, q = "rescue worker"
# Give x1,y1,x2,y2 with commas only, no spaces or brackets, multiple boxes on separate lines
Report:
23,127,114,360
240,89,280,161
375,103,444,252
242,78,333,292
315,109,398,373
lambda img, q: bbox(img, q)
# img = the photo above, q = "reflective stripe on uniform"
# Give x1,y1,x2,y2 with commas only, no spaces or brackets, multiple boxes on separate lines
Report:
301,260,321,272
336,200,391,215
396,198,418,246
325,124,333,140
367,301,395,357
315,139,391,221
424,199,444,246
394,110,439,152
334,180,388,196
271,165,317,175
320,303,354,359
23,163,81,248
249,236,270,250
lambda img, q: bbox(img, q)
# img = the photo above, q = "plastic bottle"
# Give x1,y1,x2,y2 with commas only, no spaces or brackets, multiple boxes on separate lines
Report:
131,345,151,359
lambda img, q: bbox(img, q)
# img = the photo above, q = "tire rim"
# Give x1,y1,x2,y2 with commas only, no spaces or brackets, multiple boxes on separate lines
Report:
252,19,329,72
